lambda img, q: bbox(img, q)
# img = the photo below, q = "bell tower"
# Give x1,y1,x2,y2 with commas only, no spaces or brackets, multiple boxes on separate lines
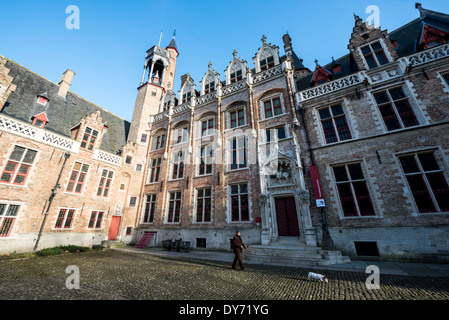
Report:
128,33,179,144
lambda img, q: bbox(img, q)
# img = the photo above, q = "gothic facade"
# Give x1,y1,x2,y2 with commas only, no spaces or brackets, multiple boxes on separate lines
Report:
1,3,448,261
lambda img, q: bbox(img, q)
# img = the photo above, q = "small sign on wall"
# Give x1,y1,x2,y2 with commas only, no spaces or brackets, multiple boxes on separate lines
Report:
310,165,326,208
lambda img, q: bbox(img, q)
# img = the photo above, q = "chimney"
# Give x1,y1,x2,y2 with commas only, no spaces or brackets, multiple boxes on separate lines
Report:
58,69,75,98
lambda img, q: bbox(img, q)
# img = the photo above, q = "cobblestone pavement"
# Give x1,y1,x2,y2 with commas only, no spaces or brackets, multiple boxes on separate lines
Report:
1,249,449,301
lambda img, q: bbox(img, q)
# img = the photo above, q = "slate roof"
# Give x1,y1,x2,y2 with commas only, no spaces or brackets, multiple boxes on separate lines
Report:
1,58,130,155
295,5,449,92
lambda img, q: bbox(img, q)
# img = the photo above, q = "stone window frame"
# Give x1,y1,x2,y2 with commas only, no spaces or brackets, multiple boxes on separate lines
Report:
259,92,286,121
395,147,449,216
0,200,23,239
152,132,167,151
436,69,449,96
330,161,377,218
0,144,39,188
165,190,183,224
169,148,185,181
64,161,90,195
80,126,99,151
141,194,157,224
193,186,214,224
226,134,248,172
358,39,392,70
369,83,423,133
196,143,214,177
95,167,114,199
226,105,247,130
316,103,353,145
226,182,251,223
148,157,162,184
86,210,105,230
53,207,77,230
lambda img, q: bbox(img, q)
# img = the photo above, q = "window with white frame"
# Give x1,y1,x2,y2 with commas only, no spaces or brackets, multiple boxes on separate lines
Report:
318,105,352,144
0,202,20,237
149,158,162,183
198,145,213,176
143,194,157,223
66,162,89,194
167,191,182,223
332,162,376,217
204,81,215,94
96,169,114,198
228,108,246,129
152,133,166,150
229,183,249,222
182,91,192,104
173,126,189,144
88,211,104,229
373,87,419,131
398,151,449,213
0,145,38,186
200,117,215,137
360,41,389,69
228,136,247,170
171,150,185,180
262,96,283,119
80,127,99,151
54,208,76,229
195,187,212,223
230,69,242,83
260,55,274,71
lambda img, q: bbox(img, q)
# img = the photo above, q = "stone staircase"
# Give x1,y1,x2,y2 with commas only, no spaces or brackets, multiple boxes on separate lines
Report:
242,238,351,266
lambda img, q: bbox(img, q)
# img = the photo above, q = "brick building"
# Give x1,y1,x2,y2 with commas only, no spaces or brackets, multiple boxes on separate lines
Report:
1,3,448,262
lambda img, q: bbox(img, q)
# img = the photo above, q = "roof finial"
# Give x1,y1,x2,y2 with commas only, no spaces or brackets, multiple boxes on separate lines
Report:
173,29,176,38
208,61,212,70
315,59,319,65
233,49,237,58
261,35,267,44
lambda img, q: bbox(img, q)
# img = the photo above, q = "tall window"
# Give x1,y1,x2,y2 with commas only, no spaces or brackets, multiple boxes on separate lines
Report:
373,87,419,131
229,108,245,128
0,146,38,186
204,81,215,94
149,158,162,183
230,184,249,222
229,137,247,170
361,41,389,69
66,162,89,194
143,194,157,223
167,191,182,223
96,169,114,197
173,126,189,144
199,145,213,176
260,56,274,70
263,96,282,119
318,105,352,144
55,208,76,229
171,150,185,180
333,163,375,217
153,133,166,150
201,118,215,137
88,211,104,229
230,69,242,83
81,127,99,151
0,203,20,237
196,187,212,223
398,152,449,213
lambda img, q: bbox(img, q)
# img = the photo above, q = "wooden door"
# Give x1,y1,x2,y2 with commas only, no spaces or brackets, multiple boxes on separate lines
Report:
108,216,121,240
275,197,300,236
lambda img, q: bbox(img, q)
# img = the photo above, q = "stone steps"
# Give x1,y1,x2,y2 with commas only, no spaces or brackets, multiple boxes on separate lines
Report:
243,240,351,266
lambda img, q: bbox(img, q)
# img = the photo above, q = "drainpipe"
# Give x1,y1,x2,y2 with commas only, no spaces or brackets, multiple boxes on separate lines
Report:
297,105,335,251
33,151,71,252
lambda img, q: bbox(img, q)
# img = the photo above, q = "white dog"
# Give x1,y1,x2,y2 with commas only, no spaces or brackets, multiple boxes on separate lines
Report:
308,272,328,283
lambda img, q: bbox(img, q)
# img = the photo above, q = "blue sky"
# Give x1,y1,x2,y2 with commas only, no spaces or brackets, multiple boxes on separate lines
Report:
1,0,448,121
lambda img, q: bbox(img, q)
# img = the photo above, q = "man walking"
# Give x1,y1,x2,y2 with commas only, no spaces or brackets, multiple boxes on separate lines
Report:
232,231,247,270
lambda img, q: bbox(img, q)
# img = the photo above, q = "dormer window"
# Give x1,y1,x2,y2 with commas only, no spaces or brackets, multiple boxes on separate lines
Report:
204,81,215,94
230,69,242,83
37,94,49,106
182,91,192,104
332,65,342,75
260,56,274,71
31,112,48,129
361,41,389,69
200,118,215,137
81,127,99,151
421,24,448,49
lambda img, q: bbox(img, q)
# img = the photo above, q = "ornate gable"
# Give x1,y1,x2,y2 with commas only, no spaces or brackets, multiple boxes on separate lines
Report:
224,50,247,85
311,61,332,86
420,24,449,49
200,62,220,95
253,35,280,73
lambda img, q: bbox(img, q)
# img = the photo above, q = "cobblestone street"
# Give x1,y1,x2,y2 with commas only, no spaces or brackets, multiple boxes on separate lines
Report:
1,249,449,302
